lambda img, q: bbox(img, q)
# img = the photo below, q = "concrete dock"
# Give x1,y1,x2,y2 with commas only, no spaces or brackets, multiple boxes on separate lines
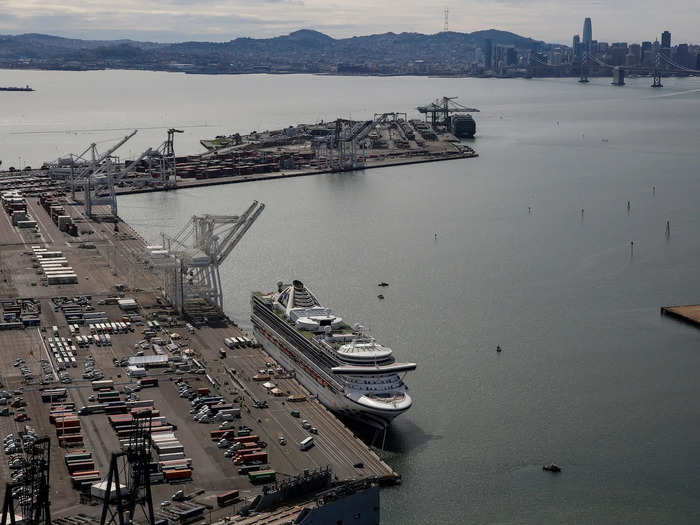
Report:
0,185,398,521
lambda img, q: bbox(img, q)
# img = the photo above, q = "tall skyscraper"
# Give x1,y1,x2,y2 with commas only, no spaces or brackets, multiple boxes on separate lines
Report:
483,38,493,69
572,34,582,60
661,30,671,48
583,18,592,47
641,41,652,63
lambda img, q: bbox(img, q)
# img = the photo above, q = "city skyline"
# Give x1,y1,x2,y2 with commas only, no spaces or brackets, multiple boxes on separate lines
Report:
0,0,697,45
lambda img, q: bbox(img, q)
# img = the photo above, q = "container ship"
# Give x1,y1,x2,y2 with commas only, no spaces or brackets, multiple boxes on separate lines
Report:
450,114,476,138
251,280,416,429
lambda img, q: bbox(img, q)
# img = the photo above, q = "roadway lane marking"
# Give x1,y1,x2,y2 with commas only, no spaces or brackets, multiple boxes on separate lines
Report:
36,327,58,381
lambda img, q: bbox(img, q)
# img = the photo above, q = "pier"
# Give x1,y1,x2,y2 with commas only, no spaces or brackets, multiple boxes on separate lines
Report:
661,305,700,329
0,176,398,522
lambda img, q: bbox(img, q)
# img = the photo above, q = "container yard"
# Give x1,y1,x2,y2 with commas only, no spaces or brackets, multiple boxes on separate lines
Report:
0,170,397,523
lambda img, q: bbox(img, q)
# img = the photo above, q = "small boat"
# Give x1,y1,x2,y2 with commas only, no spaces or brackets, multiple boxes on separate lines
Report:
543,464,561,473
377,294,384,300
378,282,389,287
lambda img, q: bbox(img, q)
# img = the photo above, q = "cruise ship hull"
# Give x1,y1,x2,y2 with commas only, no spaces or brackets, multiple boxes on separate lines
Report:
252,323,408,429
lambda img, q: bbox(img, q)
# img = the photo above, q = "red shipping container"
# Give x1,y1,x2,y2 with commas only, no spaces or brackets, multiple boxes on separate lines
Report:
59,435,84,443
217,490,239,507
240,452,267,464
150,426,173,434
233,435,259,444
55,418,81,428
164,469,192,481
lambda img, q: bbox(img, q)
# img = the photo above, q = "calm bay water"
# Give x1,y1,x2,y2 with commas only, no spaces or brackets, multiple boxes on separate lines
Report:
2,69,700,523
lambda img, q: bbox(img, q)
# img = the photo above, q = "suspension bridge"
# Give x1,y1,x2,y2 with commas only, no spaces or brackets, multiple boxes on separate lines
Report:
528,50,699,88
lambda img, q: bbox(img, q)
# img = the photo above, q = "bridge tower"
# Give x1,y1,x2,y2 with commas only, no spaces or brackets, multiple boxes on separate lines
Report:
611,66,626,86
578,53,589,83
651,52,663,87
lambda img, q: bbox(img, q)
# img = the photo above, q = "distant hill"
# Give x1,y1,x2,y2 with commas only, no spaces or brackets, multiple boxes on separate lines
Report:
0,29,549,72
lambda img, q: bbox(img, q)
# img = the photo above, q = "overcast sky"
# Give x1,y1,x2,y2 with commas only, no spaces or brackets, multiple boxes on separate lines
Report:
0,0,696,45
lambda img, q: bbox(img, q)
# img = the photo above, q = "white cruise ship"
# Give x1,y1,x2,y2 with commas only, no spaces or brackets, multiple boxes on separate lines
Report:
251,280,416,428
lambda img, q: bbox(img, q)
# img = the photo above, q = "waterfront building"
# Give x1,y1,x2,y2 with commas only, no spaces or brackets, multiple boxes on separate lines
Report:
641,41,652,64
675,44,690,66
610,43,629,65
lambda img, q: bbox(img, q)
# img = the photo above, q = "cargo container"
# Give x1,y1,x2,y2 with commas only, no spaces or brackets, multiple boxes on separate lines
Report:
237,451,267,464
127,400,155,409
67,461,95,474
56,427,82,437
149,425,172,434
139,377,158,388
164,469,191,481
158,452,186,462
105,405,128,415
47,274,78,285
159,458,192,469
71,474,101,488
209,430,235,441
216,490,239,507
41,388,67,402
195,387,210,396
59,436,85,447
55,417,81,428
92,380,114,390
248,470,276,484
155,445,184,456
65,452,92,464
97,391,120,402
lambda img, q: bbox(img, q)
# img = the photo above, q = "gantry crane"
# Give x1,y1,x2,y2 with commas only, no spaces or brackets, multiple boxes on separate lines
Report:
61,128,182,217
160,201,265,321
416,96,480,127
68,130,137,217
120,128,183,189
313,112,405,171
1,436,51,525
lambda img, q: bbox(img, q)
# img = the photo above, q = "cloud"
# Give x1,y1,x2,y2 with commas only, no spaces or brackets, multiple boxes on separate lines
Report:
0,0,697,44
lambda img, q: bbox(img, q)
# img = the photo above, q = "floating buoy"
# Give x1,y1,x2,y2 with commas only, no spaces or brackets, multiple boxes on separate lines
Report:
543,464,561,473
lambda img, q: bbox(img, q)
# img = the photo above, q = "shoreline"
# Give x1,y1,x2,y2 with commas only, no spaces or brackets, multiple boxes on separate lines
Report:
2,66,696,80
